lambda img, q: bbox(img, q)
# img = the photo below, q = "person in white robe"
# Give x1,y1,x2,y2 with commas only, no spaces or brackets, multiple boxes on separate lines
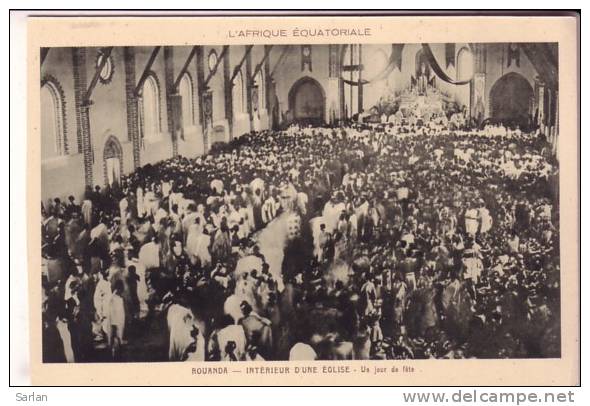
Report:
293,342,319,361
109,281,126,344
211,324,247,361
262,195,278,224
194,231,212,268
81,198,93,225
119,196,128,225
464,205,479,237
479,203,493,235
138,237,160,271
167,303,204,361
93,271,112,343
55,316,75,363
136,186,145,219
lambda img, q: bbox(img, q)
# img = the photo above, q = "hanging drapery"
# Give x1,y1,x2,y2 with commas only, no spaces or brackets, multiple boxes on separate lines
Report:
341,44,402,86
445,43,456,68
420,43,472,85
391,44,404,71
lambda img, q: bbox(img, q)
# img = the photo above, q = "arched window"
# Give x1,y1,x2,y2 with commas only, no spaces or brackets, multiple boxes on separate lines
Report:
456,47,474,82
179,73,194,128
103,136,123,188
233,69,245,115
141,74,161,140
41,80,66,159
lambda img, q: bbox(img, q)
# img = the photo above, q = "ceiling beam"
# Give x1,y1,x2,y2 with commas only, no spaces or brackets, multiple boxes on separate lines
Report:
250,45,273,82
172,46,198,91
40,48,50,67
134,46,162,96
230,45,254,83
84,46,113,102
203,45,228,88
270,45,291,79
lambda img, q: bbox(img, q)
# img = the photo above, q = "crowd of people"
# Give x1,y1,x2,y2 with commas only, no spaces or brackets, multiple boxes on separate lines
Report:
41,119,560,363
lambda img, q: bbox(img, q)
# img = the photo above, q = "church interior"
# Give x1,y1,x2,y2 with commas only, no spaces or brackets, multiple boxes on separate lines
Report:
40,42,561,363
40,43,558,201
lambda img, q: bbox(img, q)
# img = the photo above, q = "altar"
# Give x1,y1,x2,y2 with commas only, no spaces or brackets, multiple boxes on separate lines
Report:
399,90,445,120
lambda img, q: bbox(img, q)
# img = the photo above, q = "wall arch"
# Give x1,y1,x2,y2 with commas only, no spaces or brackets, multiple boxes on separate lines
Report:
456,46,474,82
287,76,326,126
489,72,534,129
40,76,68,159
179,72,195,129
103,135,124,188
233,69,245,116
140,72,162,140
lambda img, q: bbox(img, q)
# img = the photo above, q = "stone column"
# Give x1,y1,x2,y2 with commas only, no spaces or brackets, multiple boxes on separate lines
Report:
163,46,178,157
223,47,233,141
470,44,486,124
124,47,141,169
72,47,93,187
537,81,545,128
245,48,253,131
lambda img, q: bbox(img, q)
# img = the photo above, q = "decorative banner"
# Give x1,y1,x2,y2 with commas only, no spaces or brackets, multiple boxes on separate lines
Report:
445,43,456,68
420,43,472,85
301,45,312,71
341,44,401,86
251,85,259,112
171,94,183,140
472,73,486,123
507,43,521,68
328,44,339,78
391,43,404,71
203,91,213,125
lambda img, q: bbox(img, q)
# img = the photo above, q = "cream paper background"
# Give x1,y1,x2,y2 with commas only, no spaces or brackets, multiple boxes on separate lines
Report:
26,15,579,386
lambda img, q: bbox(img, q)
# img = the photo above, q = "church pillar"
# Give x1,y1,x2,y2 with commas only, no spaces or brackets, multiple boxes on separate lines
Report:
357,44,363,115
328,44,342,125
195,46,209,152
246,48,253,131
72,47,93,187
124,47,141,169
223,47,233,140
554,90,559,156
163,46,178,157
537,81,545,129
470,44,486,124
195,46,205,129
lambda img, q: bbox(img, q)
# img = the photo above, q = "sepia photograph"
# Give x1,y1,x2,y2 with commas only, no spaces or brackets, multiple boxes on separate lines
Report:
39,40,562,363
23,14,579,386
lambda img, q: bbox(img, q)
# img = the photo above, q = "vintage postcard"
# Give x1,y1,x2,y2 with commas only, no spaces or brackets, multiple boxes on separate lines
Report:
27,14,579,386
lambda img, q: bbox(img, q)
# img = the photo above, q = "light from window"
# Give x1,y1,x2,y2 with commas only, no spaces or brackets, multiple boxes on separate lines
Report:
179,74,194,128
457,47,474,82
142,75,160,139
233,70,245,115
41,82,65,159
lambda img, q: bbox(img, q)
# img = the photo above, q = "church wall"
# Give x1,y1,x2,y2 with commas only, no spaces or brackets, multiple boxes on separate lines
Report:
204,45,229,146
135,47,174,167
174,46,205,158
251,45,270,131
86,47,137,188
41,47,86,203
229,45,251,140
272,44,331,124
